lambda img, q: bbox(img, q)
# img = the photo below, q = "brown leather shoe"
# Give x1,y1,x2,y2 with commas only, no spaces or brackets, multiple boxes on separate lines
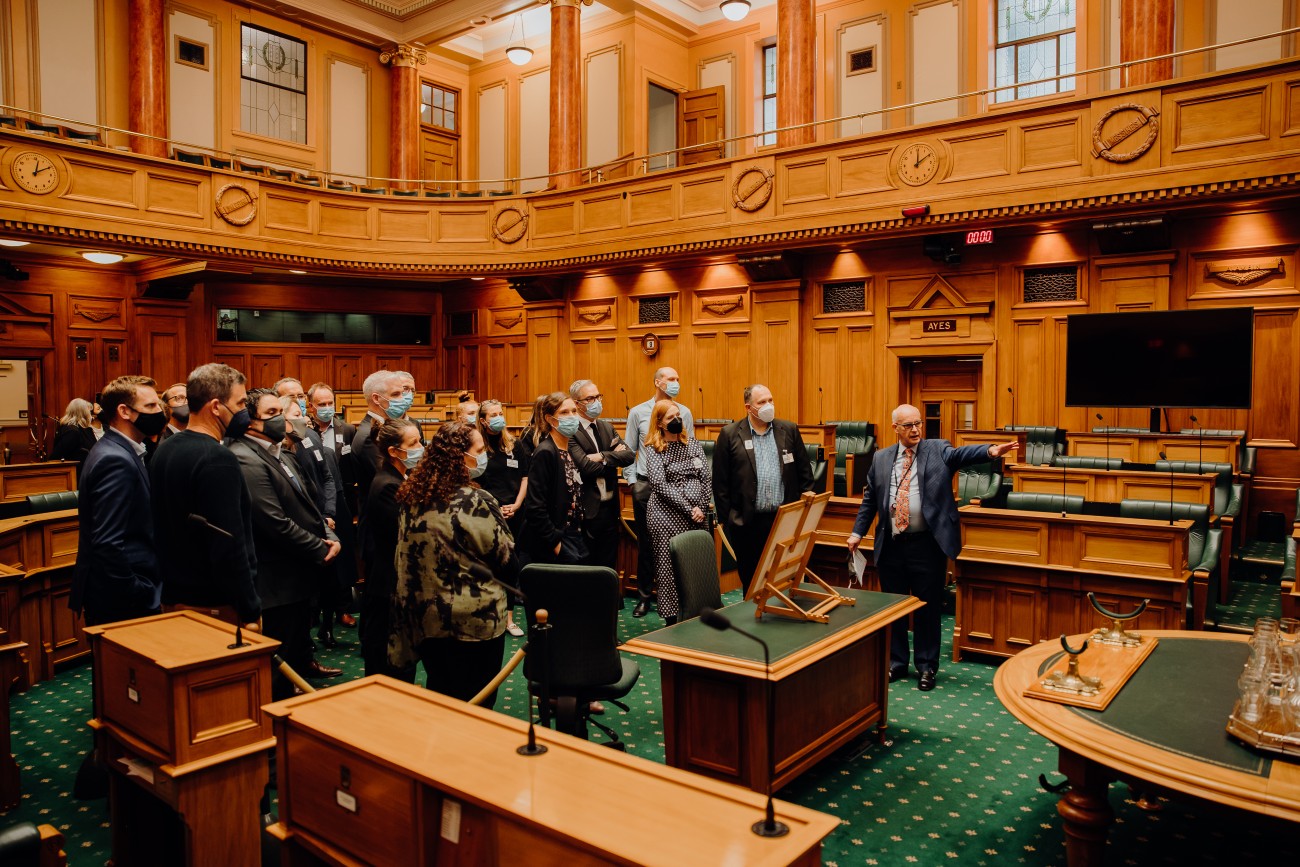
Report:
306,660,344,679
338,613,357,628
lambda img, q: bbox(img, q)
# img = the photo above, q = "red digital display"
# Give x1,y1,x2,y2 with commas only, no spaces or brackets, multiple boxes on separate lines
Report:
964,229,995,245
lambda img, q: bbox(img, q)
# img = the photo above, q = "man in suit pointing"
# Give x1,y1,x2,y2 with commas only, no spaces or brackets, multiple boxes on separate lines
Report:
847,404,1017,691
712,384,815,595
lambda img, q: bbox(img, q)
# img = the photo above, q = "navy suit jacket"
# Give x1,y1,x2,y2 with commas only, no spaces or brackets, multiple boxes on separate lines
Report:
851,438,992,562
71,430,161,622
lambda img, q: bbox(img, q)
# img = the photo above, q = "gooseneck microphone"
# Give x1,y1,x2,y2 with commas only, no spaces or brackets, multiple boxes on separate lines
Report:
1190,413,1203,467
1007,386,1015,430
817,387,824,426
698,386,704,419
1060,455,1069,517
700,607,789,838
1096,412,1109,465
1158,451,1174,525
618,386,629,413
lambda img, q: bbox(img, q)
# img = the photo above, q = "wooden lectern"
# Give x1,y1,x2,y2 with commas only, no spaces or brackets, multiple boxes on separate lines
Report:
84,611,279,866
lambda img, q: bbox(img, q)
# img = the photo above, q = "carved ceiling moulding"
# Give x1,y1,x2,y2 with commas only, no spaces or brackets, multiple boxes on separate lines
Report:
1204,258,1287,286
7,171,1300,275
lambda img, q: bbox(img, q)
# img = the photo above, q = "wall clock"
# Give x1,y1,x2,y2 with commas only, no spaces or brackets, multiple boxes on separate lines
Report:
896,143,939,187
10,151,60,194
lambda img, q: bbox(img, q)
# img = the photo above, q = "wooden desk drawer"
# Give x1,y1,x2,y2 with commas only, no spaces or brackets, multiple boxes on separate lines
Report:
285,731,421,865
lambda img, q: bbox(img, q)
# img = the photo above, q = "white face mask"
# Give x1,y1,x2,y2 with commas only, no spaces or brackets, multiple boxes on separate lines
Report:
756,404,776,424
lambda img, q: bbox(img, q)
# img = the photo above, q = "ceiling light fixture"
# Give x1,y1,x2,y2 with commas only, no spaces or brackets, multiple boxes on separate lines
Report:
0,239,30,248
720,0,751,21
505,14,533,66
81,251,125,265
289,269,307,275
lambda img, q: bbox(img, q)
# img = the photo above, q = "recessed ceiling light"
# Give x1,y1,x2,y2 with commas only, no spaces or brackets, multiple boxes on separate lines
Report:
471,277,485,281
81,251,125,264
0,239,30,248
290,269,307,275
469,16,490,26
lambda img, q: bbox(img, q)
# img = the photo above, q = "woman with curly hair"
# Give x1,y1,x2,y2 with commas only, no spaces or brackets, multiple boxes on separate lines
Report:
389,421,517,707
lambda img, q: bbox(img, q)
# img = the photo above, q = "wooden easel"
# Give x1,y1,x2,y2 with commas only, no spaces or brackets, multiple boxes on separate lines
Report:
748,491,854,623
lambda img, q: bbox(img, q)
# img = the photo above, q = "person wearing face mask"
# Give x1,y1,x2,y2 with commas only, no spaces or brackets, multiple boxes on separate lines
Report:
476,399,529,637
389,422,517,708
523,392,589,564
353,370,411,516
358,418,421,679
280,396,335,523
229,388,343,696
150,363,261,630
307,381,358,511
70,375,166,627
158,383,189,445
624,366,695,617
712,384,815,595
642,399,712,624
457,393,480,426
567,379,634,573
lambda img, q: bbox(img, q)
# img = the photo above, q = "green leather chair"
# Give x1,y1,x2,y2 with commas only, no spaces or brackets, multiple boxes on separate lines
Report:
207,156,232,170
1053,455,1122,470
830,421,876,498
1006,491,1084,514
1022,426,1066,466
1155,458,1240,598
172,148,206,166
1119,498,1220,629
696,438,715,467
805,443,827,492
1091,427,1148,433
669,530,723,622
957,463,1002,506
27,491,78,513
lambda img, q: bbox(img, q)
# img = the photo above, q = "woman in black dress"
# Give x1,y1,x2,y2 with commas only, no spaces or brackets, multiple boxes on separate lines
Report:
522,392,587,564
643,399,711,624
51,398,98,466
477,398,529,636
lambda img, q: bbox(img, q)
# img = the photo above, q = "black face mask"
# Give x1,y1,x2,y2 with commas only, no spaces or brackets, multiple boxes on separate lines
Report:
223,406,252,440
131,409,168,438
665,418,684,435
169,404,190,424
258,415,288,442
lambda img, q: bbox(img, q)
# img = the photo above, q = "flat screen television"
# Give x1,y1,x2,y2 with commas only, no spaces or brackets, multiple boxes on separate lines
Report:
1064,307,1254,409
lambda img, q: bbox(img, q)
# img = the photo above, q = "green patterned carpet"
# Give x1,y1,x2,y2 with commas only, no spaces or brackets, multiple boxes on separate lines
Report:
6,594,1298,865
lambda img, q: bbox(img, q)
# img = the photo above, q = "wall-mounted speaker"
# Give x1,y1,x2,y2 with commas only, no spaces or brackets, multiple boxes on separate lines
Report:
1092,216,1170,254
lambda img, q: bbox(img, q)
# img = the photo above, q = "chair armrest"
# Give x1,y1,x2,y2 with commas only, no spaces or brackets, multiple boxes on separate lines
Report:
1194,528,1224,576
1222,483,1243,518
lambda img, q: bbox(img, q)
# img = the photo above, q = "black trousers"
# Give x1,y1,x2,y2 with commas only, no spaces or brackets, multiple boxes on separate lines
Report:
632,480,654,598
262,600,312,700
416,634,508,710
583,497,621,572
876,531,947,673
729,511,778,597
359,586,416,682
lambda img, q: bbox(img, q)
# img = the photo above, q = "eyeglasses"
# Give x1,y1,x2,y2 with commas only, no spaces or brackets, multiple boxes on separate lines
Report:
895,421,923,430
577,393,604,404
166,395,188,405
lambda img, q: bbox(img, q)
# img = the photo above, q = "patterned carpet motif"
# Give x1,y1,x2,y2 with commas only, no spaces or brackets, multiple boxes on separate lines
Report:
5,594,1297,865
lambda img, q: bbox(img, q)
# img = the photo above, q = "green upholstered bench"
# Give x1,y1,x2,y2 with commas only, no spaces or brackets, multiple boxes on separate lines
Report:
1119,498,1221,628
1006,491,1085,514
1053,455,1123,470
958,463,1002,506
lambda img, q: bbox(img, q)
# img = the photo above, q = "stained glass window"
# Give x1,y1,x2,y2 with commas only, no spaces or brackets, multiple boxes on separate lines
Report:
240,24,307,144
992,0,1075,104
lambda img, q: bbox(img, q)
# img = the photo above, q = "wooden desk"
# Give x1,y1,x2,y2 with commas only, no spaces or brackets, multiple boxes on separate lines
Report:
1006,463,1216,507
0,462,77,505
1066,432,1241,472
264,676,839,867
954,506,1193,660
0,510,84,688
994,631,1300,867
623,589,921,793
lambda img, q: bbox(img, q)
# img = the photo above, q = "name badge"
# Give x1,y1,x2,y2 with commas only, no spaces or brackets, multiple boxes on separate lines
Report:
782,451,794,464
506,458,519,469
744,440,754,450
693,457,703,469
304,440,315,449
572,469,582,484
341,444,352,455
313,450,324,462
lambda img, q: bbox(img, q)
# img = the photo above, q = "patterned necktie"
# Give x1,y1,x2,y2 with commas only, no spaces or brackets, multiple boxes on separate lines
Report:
894,447,914,534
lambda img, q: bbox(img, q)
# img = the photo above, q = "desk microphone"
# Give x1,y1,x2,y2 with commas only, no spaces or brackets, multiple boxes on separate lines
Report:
1190,413,1203,467
1059,455,1068,517
1158,451,1174,525
698,386,704,418
1007,386,1015,430
511,372,519,403
818,387,824,426
700,607,789,838
1096,413,1109,465
188,512,234,540
618,386,629,412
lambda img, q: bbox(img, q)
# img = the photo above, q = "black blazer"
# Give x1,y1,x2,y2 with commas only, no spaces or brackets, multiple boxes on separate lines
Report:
568,419,635,521
523,437,580,559
71,431,161,622
712,418,814,535
359,460,404,598
229,437,336,609
315,416,357,510
288,428,337,519
51,424,96,466
352,414,383,510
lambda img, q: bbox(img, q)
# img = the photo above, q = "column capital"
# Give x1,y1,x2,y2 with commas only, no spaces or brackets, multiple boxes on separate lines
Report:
548,0,593,8
379,42,428,68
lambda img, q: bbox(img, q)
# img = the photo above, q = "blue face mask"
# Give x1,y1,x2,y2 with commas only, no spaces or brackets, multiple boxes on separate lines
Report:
487,415,507,433
468,450,488,478
663,380,681,399
556,415,582,437
297,398,307,416
585,400,603,420
399,446,423,470
315,406,335,424
464,414,478,426
384,395,409,420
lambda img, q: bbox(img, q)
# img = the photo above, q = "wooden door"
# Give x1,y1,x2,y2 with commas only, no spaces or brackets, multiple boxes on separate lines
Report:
421,129,458,190
678,86,724,165
905,358,981,444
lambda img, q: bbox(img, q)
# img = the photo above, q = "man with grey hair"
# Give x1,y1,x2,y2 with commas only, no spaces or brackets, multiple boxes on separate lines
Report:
624,366,695,617
847,404,1017,692
352,369,410,509
568,378,634,571
712,383,814,595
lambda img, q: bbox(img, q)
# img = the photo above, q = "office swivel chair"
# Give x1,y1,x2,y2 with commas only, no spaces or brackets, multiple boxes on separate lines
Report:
669,529,724,621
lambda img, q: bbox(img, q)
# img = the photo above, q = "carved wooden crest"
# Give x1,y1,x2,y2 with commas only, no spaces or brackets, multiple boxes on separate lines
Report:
493,207,528,244
700,296,743,317
215,183,258,226
1204,258,1285,286
493,311,524,330
732,166,774,212
72,303,118,323
1091,104,1160,163
577,306,612,325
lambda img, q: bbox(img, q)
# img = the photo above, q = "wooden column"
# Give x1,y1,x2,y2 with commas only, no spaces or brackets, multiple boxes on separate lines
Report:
380,43,428,190
127,0,167,157
1120,0,1174,85
776,0,815,147
548,0,587,189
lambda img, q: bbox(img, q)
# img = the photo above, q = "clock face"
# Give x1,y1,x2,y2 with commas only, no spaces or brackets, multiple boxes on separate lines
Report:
896,143,939,187
10,151,59,194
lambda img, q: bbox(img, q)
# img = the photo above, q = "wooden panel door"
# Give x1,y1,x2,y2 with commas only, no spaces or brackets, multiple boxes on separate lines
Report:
135,308,188,389
678,86,724,165
906,358,981,444
421,129,458,190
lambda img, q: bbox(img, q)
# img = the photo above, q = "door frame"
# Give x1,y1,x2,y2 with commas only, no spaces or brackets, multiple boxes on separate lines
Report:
886,342,996,435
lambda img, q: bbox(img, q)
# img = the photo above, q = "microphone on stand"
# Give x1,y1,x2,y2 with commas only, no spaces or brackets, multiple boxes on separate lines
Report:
511,372,519,404
1190,413,1203,468
700,607,789,838
1007,386,1015,430
818,387,824,425
1158,451,1174,526
618,386,629,413
698,386,704,419
1060,455,1068,517
1096,413,1109,465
